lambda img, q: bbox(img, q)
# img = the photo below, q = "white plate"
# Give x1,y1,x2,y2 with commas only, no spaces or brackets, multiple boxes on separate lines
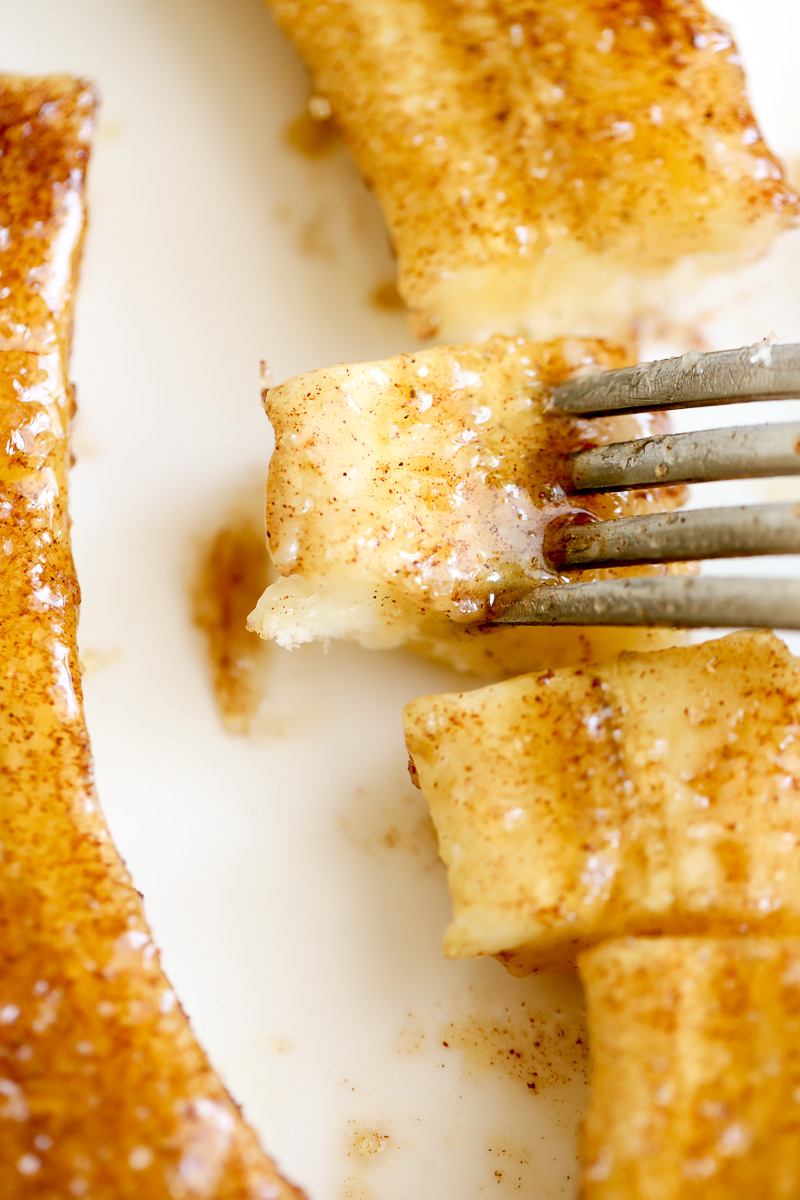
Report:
4,2,800,1196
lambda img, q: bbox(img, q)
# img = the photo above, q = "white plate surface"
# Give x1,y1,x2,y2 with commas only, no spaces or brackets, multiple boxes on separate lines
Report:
4,2,800,1196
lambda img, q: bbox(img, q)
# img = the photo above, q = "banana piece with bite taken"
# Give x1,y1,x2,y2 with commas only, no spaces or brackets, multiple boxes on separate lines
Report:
267,0,798,339
248,335,687,676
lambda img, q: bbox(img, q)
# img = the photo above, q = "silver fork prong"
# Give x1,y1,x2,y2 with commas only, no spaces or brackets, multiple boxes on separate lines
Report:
546,503,800,569
569,421,800,492
492,577,800,629
551,343,800,416
491,342,800,629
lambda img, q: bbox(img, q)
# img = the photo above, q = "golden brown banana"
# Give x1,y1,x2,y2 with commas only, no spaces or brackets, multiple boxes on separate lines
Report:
267,0,798,338
579,937,800,1199
0,75,304,1200
404,631,800,972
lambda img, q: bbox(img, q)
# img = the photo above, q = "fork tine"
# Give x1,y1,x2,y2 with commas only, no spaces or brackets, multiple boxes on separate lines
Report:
491,577,800,629
545,503,800,568
551,343,800,416
496,342,800,629
568,421,800,491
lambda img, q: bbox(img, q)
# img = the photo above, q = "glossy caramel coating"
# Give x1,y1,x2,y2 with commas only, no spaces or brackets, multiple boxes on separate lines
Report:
580,938,800,1198
0,75,94,356
267,0,798,337
0,76,303,1199
404,632,800,972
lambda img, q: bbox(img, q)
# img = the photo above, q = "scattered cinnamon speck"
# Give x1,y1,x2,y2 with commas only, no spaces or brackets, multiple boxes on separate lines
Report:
486,1134,534,1192
350,1128,390,1159
338,786,440,871
397,1014,427,1054
369,280,404,312
285,103,339,159
442,1002,589,1094
190,501,271,735
339,1180,375,1200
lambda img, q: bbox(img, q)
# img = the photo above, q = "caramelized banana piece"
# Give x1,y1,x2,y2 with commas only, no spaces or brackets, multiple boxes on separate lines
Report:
404,631,800,972
248,335,685,675
579,938,800,1199
0,75,92,355
268,0,798,338
0,76,303,1200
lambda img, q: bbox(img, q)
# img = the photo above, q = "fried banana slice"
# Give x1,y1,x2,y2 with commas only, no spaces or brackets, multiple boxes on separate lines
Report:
248,335,686,675
579,938,800,1198
0,75,303,1200
268,0,798,338
404,631,800,972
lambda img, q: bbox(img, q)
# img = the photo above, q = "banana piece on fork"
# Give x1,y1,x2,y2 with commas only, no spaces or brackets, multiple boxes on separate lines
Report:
248,335,687,676
0,76,304,1200
267,0,798,338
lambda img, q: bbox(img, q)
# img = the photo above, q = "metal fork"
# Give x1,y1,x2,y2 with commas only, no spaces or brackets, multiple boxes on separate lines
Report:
491,342,800,631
